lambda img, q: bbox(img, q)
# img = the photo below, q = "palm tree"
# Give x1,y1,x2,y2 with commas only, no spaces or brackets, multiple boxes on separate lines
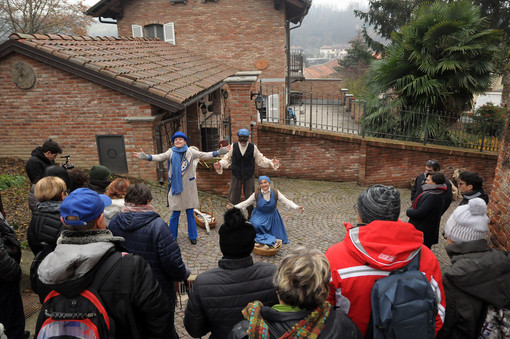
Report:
364,0,503,142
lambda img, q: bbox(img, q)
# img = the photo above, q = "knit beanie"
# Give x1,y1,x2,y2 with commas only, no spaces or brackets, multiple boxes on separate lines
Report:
445,198,489,243
219,208,256,258
357,184,401,224
89,165,111,182
171,131,189,144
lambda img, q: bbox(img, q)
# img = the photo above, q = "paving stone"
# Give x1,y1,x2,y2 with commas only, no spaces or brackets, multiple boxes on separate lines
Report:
147,178,456,339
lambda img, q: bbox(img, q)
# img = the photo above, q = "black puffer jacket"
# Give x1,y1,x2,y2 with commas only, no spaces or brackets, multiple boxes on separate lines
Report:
184,256,278,339
35,231,172,339
229,306,363,339
0,217,24,339
437,240,510,339
26,147,54,184
108,210,188,303
27,200,65,255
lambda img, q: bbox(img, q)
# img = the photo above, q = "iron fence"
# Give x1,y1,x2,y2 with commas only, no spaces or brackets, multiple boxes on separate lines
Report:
258,85,502,153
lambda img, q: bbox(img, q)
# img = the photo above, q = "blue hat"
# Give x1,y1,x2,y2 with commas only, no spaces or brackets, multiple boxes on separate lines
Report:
60,188,112,227
258,176,271,184
237,129,250,137
171,131,189,144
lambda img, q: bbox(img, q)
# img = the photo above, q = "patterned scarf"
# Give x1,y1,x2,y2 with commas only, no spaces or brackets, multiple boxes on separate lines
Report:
170,145,188,196
242,300,331,339
122,203,155,213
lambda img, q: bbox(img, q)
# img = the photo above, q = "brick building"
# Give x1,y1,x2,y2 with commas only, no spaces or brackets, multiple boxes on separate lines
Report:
0,33,238,182
86,0,311,82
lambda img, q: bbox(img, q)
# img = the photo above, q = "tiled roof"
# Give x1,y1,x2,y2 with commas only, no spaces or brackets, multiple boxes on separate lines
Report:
4,33,237,108
304,59,340,79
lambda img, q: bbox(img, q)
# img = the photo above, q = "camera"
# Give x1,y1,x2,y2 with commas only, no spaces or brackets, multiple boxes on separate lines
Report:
61,155,75,170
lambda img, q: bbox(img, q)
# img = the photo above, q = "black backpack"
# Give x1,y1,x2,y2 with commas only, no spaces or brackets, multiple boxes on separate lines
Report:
36,251,124,339
369,251,437,339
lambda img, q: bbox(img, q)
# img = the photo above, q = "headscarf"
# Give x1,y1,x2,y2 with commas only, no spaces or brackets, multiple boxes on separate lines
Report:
258,176,271,184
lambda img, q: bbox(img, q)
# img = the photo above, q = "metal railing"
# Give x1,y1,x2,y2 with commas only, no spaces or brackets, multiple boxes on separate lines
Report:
259,85,502,152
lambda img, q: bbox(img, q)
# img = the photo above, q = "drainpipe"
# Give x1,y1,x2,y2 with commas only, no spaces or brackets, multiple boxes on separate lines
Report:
287,21,302,112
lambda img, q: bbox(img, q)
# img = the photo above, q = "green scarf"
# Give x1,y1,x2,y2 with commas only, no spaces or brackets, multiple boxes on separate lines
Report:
242,300,332,339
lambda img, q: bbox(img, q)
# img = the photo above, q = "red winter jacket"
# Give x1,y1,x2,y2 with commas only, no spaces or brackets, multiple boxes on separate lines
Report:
325,219,445,336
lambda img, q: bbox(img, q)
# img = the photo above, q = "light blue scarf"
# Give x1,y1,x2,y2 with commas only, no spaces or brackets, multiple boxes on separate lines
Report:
170,145,188,196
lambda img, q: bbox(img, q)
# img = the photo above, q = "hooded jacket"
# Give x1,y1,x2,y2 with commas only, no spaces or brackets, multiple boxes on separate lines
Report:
26,147,55,184
35,229,172,338
108,210,187,302
325,220,446,336
437,240,510,339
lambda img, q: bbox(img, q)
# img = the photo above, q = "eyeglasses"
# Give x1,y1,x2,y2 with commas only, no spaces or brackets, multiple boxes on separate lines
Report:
442,231,447,240
238,138,249,142
353,203,358,212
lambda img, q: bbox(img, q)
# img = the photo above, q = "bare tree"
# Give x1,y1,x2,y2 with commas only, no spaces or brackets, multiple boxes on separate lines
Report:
0,0,94,41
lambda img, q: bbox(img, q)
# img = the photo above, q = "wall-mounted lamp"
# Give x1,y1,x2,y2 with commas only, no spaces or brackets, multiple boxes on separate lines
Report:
199,102,208,115
250,79,266,121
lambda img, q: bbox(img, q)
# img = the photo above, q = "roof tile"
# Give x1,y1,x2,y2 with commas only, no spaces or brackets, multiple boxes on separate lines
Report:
7,34,237,104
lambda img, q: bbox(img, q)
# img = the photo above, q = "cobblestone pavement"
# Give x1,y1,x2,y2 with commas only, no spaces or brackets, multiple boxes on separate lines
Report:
146,177,457,339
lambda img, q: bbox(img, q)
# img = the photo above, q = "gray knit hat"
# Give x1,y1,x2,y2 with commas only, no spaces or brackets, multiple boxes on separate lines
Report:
445,198,489,243
357,184,401,224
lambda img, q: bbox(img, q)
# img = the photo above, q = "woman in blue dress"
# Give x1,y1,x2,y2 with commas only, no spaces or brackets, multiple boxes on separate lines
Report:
231,176,304,247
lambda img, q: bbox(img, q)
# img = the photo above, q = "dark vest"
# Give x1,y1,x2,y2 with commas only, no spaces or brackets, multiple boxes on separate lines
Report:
231,143,255,179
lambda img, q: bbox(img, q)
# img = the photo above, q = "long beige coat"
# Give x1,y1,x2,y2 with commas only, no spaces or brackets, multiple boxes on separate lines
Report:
150,147,215,211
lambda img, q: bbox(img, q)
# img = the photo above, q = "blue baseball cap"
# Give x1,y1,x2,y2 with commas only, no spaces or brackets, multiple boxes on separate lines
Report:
60,188,112,227
171,131,189,144
237,129,249,137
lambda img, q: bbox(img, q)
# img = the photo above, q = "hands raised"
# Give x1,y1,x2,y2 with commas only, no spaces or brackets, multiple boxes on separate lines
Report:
133,148,149,160
272,158,280,167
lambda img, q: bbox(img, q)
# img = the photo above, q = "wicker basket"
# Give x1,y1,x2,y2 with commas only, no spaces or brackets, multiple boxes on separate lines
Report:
252,239,282,256
194,197,217,229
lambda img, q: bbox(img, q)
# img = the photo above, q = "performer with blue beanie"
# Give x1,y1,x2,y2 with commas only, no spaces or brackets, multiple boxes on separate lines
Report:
214,128,279,218
229,176,303,248
134,131,229,244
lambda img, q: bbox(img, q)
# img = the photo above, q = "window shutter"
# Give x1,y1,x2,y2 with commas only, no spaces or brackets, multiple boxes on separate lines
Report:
132,25,143,38
267,94,280,122
163,23,175,45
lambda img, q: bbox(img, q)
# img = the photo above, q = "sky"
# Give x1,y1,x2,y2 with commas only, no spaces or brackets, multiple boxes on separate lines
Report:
83,0,369,8
312,0,369,10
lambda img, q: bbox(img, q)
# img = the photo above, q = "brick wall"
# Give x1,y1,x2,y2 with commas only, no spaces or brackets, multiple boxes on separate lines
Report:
117,0,287,79
291,79,344,99
255,124,498,192
487,111,510,250
0,53,159,178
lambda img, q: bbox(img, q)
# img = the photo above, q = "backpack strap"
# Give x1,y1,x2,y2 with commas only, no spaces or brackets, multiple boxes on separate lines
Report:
89,249,124,291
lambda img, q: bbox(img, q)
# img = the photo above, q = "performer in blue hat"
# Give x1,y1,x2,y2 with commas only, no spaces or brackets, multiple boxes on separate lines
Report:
214,128,279,218
229,176,303,247
134,131,229,244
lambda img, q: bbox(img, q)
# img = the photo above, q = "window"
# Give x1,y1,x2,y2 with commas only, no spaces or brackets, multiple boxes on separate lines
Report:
145,24,164,39
131,23,175,45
